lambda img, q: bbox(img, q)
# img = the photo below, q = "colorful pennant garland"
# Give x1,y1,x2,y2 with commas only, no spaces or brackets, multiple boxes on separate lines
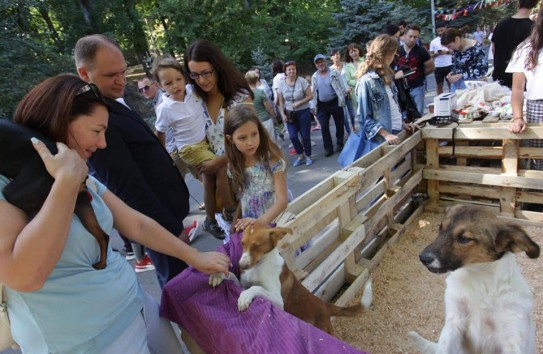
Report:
434,0,511,21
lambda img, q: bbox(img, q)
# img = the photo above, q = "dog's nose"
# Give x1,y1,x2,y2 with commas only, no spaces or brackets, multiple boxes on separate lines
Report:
419,252,435,266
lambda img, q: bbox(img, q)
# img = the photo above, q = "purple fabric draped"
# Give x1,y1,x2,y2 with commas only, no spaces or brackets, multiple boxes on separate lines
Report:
160,233,367,354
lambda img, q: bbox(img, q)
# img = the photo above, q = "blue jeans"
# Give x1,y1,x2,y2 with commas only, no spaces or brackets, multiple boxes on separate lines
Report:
409,85,425,117
287,107,312,157
317,98,345,153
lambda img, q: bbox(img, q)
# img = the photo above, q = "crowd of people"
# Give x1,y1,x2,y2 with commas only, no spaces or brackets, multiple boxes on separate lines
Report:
2,1,543,351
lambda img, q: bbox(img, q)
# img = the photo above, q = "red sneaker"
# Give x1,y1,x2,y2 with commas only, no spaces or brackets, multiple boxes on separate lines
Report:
184,220,199,243
135,255,155,273
289,148,296,155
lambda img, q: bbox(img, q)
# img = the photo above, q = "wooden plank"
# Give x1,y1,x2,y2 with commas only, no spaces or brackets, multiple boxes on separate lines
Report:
500,187,516,216
364,168,423,237
302,224,367,292
280,173,361,250
312,264,345,302
294,221,339,270
356,132,423,192
335,268,370,308
424,166,543,190
426,138,439,208
439,183,500,199
518,147,543,159
438,145,502,158
502,139,518,175
355,180,387,212
517,190,543,204
422,123,543,140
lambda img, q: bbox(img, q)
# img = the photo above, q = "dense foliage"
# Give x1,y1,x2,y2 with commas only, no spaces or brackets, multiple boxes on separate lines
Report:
0,0,517,116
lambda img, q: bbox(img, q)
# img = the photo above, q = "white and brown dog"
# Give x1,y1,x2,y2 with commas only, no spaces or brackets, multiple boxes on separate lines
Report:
409,204,540,354
211,224,372,335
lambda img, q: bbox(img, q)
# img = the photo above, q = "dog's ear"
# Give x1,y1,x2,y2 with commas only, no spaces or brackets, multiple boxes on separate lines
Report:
269,227,292,246
495,223,540,259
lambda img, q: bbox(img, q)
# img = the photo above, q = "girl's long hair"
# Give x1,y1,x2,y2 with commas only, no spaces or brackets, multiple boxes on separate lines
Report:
224,104,284,195
356,34,397,85
526,7,543,71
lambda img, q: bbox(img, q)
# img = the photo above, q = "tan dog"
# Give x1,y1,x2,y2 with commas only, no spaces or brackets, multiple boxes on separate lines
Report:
409,204,540,354
234,224,372,335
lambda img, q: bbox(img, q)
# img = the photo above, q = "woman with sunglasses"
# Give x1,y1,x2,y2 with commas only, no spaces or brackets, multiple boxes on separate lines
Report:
0,74,229,353
356,34,417,149
184,39,253,235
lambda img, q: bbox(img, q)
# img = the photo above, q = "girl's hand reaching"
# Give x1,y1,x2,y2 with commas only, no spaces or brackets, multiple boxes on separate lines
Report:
509,118,527,133
234,217,259,232
192,251,230,276
31,138,88,184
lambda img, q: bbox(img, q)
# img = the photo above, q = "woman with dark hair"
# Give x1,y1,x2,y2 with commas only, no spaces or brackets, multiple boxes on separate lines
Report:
507,6,543,171
1,74,229,353
356,35,417,148
441,28,488,92
276,61,314,166
184,39,253,237
344,43,365,129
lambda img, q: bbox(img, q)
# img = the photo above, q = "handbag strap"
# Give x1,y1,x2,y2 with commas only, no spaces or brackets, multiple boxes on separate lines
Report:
289,77,297,109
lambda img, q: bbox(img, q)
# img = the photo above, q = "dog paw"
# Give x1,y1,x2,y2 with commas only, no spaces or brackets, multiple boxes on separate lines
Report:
209,273,225,287
209,272,240,287
238,289,256,311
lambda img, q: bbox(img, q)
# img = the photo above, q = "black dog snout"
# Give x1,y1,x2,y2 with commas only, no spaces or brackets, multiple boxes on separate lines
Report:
419,252,436,267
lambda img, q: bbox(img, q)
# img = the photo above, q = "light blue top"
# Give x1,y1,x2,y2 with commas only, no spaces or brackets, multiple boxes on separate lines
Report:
1,175,142,354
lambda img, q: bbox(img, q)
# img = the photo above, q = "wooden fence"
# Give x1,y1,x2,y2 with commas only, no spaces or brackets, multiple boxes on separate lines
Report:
276,121,543,305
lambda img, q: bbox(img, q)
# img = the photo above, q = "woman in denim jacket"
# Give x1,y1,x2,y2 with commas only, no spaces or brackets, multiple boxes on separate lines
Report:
356,34,418,146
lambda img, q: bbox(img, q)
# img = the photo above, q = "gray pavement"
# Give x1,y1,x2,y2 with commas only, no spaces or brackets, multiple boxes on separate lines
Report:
2,75,439,354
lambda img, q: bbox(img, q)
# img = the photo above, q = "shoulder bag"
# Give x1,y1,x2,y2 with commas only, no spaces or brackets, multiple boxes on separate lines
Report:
337,120,380,167
284,78,298,124
0,285,19,350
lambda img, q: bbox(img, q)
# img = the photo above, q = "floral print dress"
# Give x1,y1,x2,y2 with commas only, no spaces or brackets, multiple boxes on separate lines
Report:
204,91,250,156
451,43,488,80
229,158,287,219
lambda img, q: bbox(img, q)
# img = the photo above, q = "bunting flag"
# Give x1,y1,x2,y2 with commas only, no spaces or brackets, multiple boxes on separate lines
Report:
434,0,511,21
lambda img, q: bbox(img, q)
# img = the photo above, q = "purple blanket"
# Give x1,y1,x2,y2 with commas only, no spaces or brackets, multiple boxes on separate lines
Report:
160,233,367,354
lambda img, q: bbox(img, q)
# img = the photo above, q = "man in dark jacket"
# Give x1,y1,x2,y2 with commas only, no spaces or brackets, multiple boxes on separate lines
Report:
74,34,189,288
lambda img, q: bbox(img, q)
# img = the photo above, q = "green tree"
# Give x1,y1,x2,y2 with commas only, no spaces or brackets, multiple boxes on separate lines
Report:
329,0,426,51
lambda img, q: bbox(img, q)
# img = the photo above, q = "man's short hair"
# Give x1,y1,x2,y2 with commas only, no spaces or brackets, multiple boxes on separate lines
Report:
382,23,400,36
519,0,538,9
435,22,447,30
406,24,421,33
74,34,121,69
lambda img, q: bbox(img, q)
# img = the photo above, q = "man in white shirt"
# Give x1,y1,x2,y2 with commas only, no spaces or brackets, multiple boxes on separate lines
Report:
429,22,453,95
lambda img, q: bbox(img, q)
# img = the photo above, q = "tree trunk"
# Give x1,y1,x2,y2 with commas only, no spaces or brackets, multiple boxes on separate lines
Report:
37,6,65,53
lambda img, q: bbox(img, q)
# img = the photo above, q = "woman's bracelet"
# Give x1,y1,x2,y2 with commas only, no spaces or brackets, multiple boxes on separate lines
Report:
512,117,525,123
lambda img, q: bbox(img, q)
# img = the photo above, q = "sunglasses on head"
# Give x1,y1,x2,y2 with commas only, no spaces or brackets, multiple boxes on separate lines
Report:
76,83,104,102
138,85,151,93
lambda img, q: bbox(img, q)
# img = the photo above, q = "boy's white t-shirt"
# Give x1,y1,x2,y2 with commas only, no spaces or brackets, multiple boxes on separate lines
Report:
506,43,543,100
155,84,206,150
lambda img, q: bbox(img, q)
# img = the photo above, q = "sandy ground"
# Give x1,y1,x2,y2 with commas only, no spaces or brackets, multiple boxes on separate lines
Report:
334,211,543,354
